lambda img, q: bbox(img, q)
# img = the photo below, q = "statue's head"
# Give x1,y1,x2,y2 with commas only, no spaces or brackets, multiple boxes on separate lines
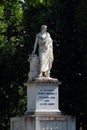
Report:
41,25,47,32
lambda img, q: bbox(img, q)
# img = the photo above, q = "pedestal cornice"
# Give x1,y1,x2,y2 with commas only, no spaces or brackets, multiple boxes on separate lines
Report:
24,77,61,86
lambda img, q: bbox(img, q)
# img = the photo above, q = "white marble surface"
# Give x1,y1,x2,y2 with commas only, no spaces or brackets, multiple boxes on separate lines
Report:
27,54,39,81
10,115,76,130
36,116,76,130
36,84,59,112
11,78,76,130
27,84,36,112
26,78,60,113
32,25,54,77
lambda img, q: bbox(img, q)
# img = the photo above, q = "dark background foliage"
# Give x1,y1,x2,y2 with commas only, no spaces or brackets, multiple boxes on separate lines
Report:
0,0,87,129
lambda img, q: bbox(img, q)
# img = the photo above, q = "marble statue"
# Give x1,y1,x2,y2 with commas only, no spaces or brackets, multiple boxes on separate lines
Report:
27,54,39,81
32,25,54,77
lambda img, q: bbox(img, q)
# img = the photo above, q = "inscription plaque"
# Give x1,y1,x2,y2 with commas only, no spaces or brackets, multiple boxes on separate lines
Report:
36,85,59,111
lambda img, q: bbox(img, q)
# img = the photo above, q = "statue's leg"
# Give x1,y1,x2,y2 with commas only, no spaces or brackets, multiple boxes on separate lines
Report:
43,71,49,77
38,72,43,77
48,70,50,77
46,70,50,77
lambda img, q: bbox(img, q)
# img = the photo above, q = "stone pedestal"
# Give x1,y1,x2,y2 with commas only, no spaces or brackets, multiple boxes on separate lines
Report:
25,77,61,115
10,115,76,130
10,78,76,130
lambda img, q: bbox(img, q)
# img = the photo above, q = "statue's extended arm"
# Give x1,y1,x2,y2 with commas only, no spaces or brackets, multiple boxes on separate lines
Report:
32,35,38,54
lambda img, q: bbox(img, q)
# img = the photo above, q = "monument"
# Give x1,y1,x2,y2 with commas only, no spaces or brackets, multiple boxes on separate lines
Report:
10,25,76,130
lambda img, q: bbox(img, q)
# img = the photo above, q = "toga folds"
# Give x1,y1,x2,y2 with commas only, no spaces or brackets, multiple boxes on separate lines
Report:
37,32,54,73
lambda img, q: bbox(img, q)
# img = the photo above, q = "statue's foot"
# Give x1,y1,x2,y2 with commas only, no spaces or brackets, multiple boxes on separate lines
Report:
43,72,47,77
38,73,43,78
43,72,50,77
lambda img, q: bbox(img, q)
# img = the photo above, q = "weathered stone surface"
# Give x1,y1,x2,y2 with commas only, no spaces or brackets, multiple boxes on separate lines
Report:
11,78,76,130
24,78,61,114
24,77,61,85
10,115,76,130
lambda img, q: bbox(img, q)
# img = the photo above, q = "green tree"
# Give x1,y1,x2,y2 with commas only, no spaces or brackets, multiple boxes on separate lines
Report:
0,0,87,129
0,1,27,129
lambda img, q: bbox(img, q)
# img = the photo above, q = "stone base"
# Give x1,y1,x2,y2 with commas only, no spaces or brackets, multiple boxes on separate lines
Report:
25,110,61,116
24,77,61,113
10,78,76,130
10,114,76,130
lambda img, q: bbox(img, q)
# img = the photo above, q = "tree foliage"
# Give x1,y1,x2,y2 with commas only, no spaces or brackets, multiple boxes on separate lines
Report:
0,0,87,129
0,1,27,129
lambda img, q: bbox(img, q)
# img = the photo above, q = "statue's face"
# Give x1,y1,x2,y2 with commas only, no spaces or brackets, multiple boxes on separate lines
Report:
41,25,47,33
41,27,47,33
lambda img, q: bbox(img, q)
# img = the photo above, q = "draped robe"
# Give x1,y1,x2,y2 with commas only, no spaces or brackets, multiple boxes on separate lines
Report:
37,32,54,74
